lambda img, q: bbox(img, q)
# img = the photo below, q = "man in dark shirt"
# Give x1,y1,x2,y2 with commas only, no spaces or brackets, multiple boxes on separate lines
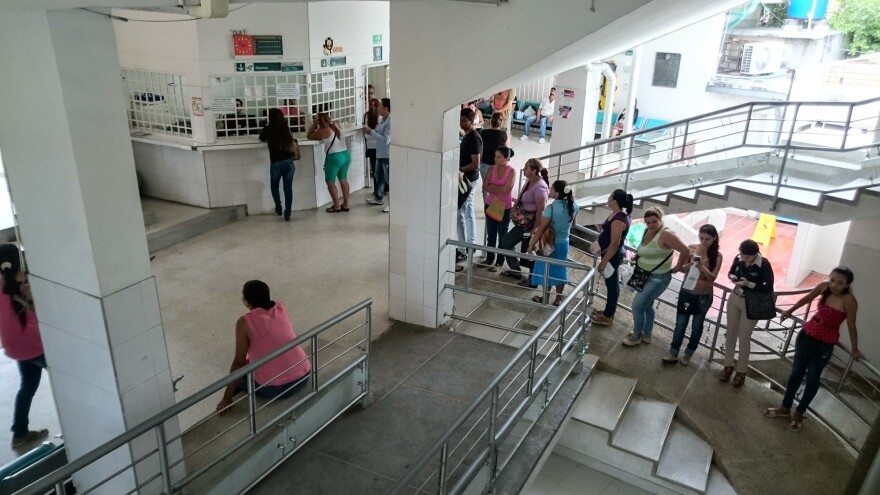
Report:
458,108,483,268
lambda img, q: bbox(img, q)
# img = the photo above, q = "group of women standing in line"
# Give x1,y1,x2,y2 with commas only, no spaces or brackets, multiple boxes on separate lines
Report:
259,110,352,219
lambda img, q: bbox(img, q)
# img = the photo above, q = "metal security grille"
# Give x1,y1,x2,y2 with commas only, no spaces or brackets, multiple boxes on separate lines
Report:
122,69,191,138
209,73,309,139
309,68,357,129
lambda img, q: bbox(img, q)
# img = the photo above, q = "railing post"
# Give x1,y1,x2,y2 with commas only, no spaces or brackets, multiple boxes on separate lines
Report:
742,105,754,146
590,148,596,180
247,373,258,435
841,103,855,150
155,424,173,495
365,305,372,398
54,480,65,495
709,291,729,362
556,155,562,181
772,103,801,211
437,442,449,494
487,386,500,485
679,121,690,165
466,246,474,291
557,306,566,358
541,262,550,304
526,342,538,394
311,335,319,392
780,318,797,357
835,355,855,394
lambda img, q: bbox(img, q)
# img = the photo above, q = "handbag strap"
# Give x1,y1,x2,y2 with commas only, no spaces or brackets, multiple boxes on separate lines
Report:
637,226,672,274
325,132,338,160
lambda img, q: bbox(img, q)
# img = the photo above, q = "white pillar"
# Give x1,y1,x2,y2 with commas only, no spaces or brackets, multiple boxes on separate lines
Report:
0,10,180,494
547,66,602,184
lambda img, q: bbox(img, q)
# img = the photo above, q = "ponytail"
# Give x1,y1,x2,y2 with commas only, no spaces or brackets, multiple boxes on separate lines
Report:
539,168,549,186
611,189,634,215
553,180,576,219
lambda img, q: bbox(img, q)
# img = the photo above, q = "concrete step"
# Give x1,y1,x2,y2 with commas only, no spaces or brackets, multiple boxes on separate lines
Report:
706,465,737,495
656,420,713,493
611,396,676,462
146,204,246,253
808,387,870,450
570,371,637,432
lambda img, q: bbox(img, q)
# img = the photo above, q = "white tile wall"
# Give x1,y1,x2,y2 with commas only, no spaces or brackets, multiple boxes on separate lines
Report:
388,145,457,328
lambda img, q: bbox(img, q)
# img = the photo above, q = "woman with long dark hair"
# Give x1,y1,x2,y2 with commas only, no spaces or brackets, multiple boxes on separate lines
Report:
0,244,48,448
591,189,633,326
527,180,577,306
363,98,380,188
482,146,515,270
765,267,861,431
259,108,297,221
308,113,351,213
662,224,723,366
499,159,549,280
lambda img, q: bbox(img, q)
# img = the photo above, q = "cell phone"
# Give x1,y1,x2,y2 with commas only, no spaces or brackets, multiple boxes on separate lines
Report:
692,255,701,263
728,273,739,282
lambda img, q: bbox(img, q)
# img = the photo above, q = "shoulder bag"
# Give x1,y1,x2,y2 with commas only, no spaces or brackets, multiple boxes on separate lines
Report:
510,183,536,231
744,289,777,320
537,205,556,256
287,138,302,161
626,227,672,292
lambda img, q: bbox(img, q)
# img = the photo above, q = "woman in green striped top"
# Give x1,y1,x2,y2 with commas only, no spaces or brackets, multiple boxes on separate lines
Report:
622,207,689,347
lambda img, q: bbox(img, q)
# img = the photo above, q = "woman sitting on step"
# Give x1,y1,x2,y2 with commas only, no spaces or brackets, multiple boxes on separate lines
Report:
765,267,861,432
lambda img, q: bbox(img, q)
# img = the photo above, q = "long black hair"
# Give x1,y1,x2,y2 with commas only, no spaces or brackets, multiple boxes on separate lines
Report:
698,224,720,271
610,189,634,215
0,243,27,327
265,108,294,151
552,180,576,219
820,266,854,305
242,280,275,310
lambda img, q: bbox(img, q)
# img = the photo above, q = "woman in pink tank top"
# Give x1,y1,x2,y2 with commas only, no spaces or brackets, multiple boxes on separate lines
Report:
217,280,312,415
482,146,516,270
0,243,49,448
765,267,862,431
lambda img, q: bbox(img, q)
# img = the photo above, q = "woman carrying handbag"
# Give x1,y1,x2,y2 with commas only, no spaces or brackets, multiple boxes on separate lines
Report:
482,147,515,271
721,239,775,388
591,189,633,326
308,113,351,213
526,181,576,306
499,159,549,280
259,108,299,221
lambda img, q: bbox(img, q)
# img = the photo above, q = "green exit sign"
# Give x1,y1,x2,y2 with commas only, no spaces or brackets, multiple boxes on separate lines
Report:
372,34,382,45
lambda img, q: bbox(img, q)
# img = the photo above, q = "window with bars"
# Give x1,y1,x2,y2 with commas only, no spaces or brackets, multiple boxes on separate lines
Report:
209,73,309,139
122,69,191,137
309,68,357,129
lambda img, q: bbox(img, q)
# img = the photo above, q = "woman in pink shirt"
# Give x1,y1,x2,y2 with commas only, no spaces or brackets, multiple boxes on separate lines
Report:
0,244,48,448
217,280,312,414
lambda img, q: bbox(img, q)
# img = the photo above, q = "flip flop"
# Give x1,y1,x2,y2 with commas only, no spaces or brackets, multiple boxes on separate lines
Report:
531,295,544,303
487,265,501,272
790,411,803,432
326,207,341,213
340,207,350,212
517,280,537,288
764,407,790,419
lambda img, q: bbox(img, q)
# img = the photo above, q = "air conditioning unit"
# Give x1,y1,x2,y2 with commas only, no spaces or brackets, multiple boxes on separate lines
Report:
740,42,784,75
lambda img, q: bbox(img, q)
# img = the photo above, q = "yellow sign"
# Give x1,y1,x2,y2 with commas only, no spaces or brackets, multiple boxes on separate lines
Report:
752,213,777,246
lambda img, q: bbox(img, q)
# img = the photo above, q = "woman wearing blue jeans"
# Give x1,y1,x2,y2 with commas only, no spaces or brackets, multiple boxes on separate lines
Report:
622,208,689,347
259,108,297,221
662,224,723,365
591,189,633,326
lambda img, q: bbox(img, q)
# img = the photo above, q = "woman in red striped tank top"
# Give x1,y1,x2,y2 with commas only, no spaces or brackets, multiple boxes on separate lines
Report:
765,267,862,432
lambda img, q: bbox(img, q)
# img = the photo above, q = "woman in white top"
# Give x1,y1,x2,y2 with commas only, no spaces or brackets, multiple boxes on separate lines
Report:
308,113,351,212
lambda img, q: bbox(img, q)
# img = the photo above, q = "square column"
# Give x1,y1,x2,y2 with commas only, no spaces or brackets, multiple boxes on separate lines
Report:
0,9,180,493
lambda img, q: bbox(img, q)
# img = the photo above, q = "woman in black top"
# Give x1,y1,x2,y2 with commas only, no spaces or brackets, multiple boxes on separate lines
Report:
479,112,509,202
259,108,296,221
591,189,633,326
721,239,775,387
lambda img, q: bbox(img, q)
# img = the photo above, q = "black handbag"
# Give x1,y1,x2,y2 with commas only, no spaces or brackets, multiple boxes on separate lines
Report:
677,291,702,315
744,290,777,320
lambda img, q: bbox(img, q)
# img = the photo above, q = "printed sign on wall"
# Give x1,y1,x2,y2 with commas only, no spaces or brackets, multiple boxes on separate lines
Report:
373,46,383,62
321,74,336,92
191,97,204,117
212,97,236,114
276,83,300,98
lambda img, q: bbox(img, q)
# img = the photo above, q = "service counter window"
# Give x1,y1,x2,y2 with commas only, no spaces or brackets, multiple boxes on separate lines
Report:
122,69,191,138
209,68,356,141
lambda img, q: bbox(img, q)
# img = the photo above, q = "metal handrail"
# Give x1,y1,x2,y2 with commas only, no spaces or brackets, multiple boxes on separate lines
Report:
389,241,595,494
19,299,373,495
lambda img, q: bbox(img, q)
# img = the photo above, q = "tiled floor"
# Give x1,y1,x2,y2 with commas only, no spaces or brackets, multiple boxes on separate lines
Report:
524,453,651,495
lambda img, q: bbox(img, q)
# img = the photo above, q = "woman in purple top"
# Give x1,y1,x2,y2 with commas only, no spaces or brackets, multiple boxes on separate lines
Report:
499,158,549,280
591,189,633,326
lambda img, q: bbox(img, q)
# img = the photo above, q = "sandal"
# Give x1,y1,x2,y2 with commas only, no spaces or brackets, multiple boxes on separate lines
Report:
719,366,734,382
531,295,544,304
500,270,523,280
764,407,791,419
517,280,537,288
487,265,501,272
790,411,804,432
553,295,564,307
326,207,342,213
340,206,350,212
732,372,746,388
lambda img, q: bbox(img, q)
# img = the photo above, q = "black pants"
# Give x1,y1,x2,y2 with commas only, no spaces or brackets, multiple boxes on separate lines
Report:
365,148,377,183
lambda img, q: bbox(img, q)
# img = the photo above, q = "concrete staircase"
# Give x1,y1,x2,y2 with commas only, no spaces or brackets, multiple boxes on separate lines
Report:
554,369,735,495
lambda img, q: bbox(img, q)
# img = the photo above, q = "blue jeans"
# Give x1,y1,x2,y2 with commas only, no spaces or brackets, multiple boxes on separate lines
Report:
237,374,310,400
783,332,835,413
670,293,713,355
524,115,550,138
12,355,46,438
601,250,625,317
457,177,479,249
269,159,295,217
484,207,510,266
631,272,672,338
374,158,389,201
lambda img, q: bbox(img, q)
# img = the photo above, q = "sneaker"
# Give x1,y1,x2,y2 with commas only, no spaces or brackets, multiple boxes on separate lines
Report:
661,352,678,364
519,135,529,141
621,334,641,347
11,429,48,448
382,206,390,213
591,313,613,326
455,251,467,262
538,137,546,144
679,353,692,366
641,335,653,344
366,198,384,206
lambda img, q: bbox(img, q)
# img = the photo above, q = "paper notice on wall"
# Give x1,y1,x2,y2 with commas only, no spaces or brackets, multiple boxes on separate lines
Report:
276,83,300,98
212,97,236,113
322,74,336,92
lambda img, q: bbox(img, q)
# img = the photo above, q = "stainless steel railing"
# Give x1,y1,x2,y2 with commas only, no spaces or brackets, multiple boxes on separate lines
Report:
17,299,373,495
570,224,880,448
536,97,880,210
388,240,595,494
